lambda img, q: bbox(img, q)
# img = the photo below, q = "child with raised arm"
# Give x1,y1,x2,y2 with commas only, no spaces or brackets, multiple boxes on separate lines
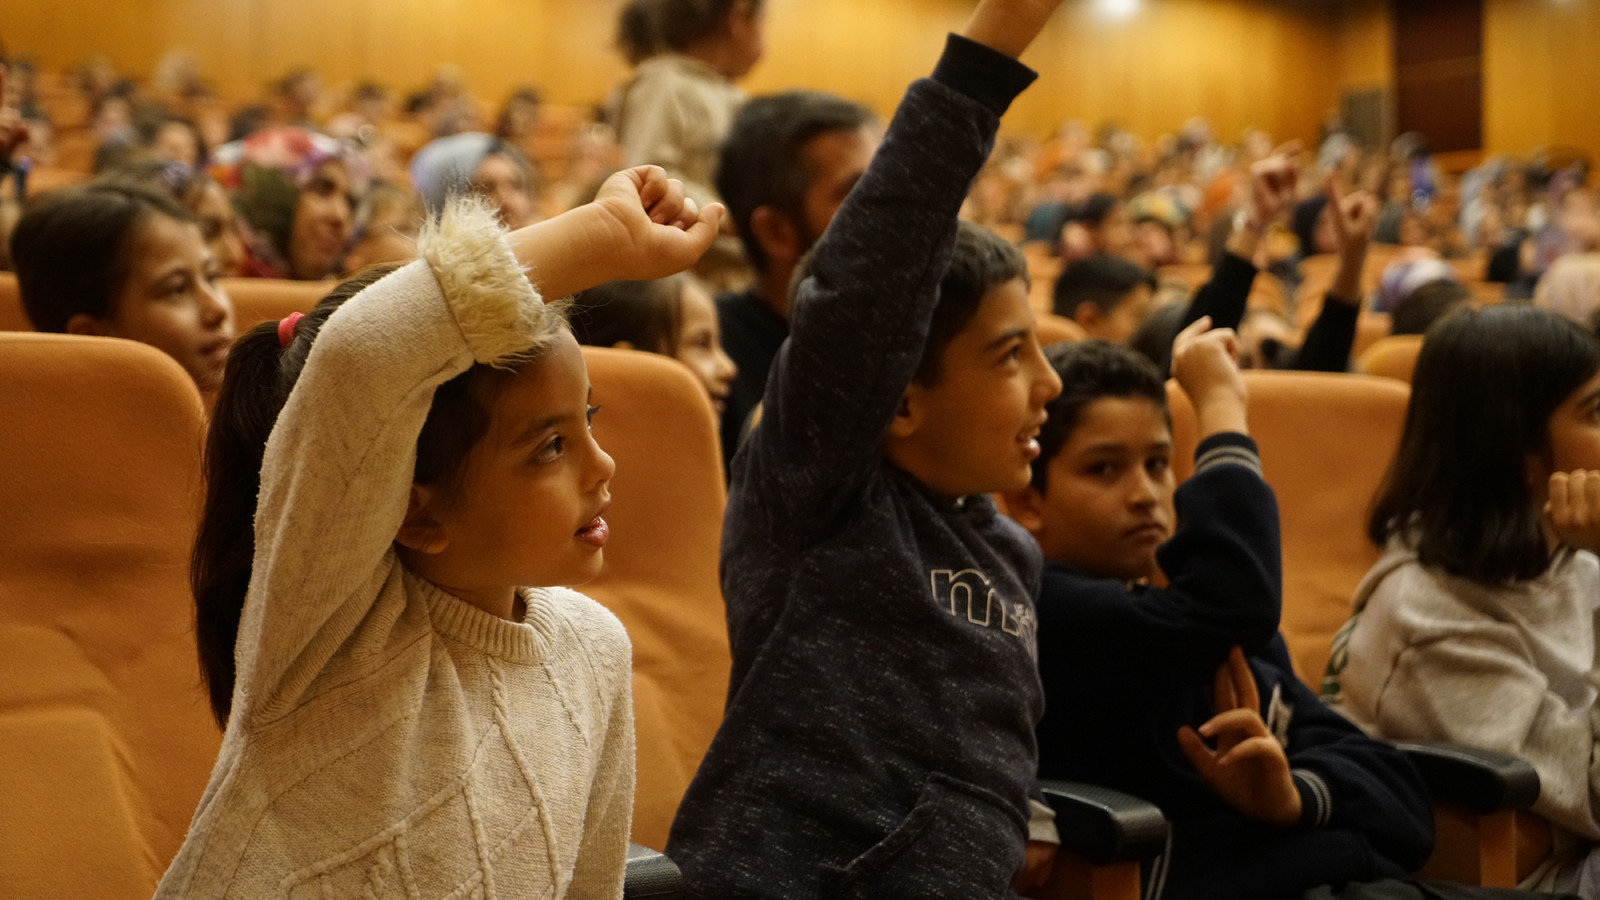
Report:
157,168,721,898
1004,329,1434,900
666,2,1067,897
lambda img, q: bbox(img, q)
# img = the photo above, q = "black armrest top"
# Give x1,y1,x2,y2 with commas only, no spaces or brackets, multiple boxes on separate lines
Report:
624,843,687,900
1397,741,1541,814
1040,780,1170,865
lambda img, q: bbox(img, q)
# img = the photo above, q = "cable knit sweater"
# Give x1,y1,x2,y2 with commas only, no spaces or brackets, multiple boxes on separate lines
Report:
154,203,635,899
1324,541,1600,893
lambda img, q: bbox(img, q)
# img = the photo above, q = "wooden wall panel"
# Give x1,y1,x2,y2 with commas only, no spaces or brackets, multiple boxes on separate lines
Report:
2,0,1344,142
1483,0,1600,159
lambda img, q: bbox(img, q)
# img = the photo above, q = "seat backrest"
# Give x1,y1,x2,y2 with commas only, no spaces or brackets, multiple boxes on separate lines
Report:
1036,312,1088,346
1168,371,1409,685
0,272,29,332
222,277,336,333
580,347,732,851
0,333,222,899
1357,334,1426,384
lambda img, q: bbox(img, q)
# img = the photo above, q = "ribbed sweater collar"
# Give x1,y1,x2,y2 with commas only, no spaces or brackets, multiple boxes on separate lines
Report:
415,576,558,663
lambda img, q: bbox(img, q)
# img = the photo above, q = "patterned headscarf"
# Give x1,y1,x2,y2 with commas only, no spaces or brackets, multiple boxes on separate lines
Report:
211,128,355,276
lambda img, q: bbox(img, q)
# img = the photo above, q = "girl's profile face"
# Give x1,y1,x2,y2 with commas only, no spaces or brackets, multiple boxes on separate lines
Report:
672,280,737,414
289,159,353,280
1544,369,1600,478
108,213,235,394
191,180,246,277
402,333,615,614
471,153,536,230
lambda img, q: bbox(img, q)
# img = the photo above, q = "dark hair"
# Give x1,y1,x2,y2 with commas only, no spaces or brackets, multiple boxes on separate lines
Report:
191,264,554,726
1030,340,1169,490
102,157,212,209
1390,278,1471,336
568,277,683,353
914,221,1028,384
12,181,194,332
1068,192,1119,228
137,113,207,165
1052,253,1156,319
715,90,874,273
1369,305,1600,583
616,0,662,65
655,0,762,52
1127,298,1189,371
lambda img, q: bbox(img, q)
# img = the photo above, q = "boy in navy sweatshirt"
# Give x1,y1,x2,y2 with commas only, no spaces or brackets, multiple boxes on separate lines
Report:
666,2,1069,897
1002,331,1435,900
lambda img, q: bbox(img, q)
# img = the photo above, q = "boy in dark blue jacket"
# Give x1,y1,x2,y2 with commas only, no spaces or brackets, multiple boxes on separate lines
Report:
1002,331,1435,900
666,2,1069,897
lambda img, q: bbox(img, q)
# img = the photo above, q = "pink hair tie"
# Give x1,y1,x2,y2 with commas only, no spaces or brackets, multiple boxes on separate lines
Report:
277,312,305,348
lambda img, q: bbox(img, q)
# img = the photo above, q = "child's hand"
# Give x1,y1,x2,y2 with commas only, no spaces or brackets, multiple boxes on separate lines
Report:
1325,174,1379,306
1327,174,1380,264
1012,839,1057,894
1171,316,1248,438
1227,142,1301,263
962,0,1068,59
587,166,725,283
1246,142,1301,230
1177,647,1303,828
1547,470,1600,555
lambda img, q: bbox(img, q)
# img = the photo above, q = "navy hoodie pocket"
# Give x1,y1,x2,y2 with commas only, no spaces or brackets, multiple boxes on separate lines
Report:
822,772,1026,899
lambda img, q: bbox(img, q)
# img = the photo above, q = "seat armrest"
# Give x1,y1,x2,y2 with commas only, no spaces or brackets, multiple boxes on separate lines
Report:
1397,741,1541,814
624,843,686,899
1039,780,1169,865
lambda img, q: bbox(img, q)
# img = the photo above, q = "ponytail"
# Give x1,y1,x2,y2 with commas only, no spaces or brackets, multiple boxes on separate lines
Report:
191,265,399,727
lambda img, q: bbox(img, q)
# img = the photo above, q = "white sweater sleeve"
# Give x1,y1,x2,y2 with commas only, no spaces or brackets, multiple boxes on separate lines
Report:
235,201,557,725
1375,624,1600,841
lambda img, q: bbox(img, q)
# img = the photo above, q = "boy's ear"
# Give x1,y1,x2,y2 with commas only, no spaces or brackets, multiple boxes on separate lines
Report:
395,484,449,555
1002,484,1047,535
886,385,924,440
65,313,108,337
749,206,800,267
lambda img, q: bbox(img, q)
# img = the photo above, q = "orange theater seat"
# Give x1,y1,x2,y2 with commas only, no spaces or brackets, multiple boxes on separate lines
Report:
0,333,222,900
222,277,336,333
1168,371,1409,685
0,272,26,331
580,347,732,851
1357,334,1426,384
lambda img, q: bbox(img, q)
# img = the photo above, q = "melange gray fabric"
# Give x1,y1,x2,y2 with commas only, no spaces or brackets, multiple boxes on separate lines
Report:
665,35,1042,900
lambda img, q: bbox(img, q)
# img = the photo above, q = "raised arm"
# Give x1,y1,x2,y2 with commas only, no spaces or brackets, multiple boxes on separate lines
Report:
1043,321,1279,676
1181,146,1300,337
237,175,718,723
750,4,1059,515
1288,176,1377,372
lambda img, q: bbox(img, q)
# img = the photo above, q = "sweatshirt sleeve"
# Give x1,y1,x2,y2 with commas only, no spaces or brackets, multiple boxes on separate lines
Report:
1287,292,1359,373
1038,433,1282,682
738,35,1036,526
235,200,558,725
1180,252,1259,333
1260,640,1434,873
1367,620,1600,841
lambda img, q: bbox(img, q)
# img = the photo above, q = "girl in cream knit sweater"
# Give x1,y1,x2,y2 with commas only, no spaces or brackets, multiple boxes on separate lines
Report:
158,168,723,898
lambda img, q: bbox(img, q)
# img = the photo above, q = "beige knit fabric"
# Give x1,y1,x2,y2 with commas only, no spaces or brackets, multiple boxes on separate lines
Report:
154,201,635,899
